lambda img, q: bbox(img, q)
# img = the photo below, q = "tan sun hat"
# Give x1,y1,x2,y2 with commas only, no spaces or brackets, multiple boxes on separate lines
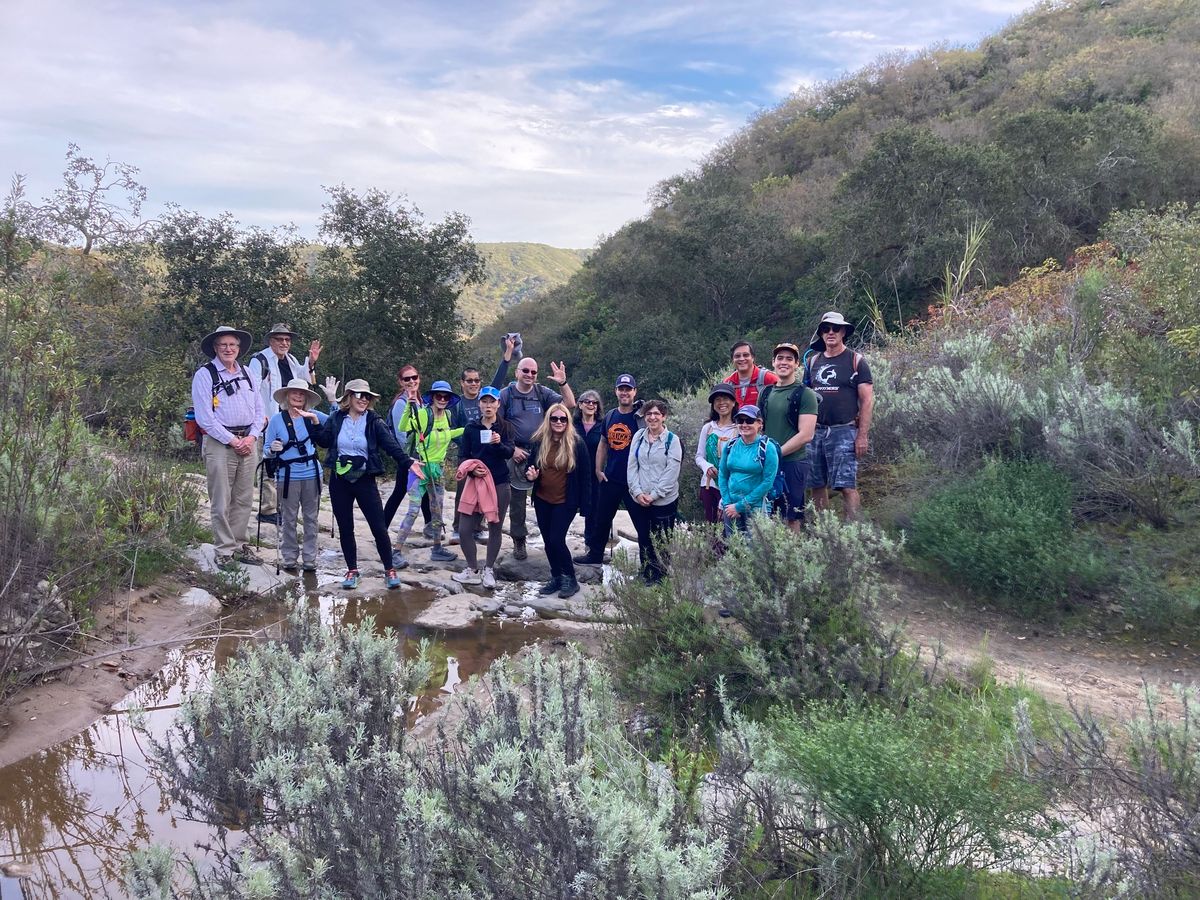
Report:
266,322,299,339
338,378,380,402
273,377,323,409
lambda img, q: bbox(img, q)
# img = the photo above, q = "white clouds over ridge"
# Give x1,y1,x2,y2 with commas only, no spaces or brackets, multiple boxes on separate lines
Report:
0,0,1035,246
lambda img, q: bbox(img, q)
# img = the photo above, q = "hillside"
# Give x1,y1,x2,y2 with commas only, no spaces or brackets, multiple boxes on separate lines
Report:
457,242,588,332
480,0,1200,394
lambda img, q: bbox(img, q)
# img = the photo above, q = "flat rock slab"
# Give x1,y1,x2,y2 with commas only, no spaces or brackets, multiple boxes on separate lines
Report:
413,594,480,628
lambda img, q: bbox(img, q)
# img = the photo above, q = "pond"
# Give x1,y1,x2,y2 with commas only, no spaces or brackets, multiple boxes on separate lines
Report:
0,579,553,899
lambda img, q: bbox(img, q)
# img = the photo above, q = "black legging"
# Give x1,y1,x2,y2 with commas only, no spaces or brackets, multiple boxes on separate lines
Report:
628,499,677,583
533,495,577,581
384,473,431,527
331,472,393,571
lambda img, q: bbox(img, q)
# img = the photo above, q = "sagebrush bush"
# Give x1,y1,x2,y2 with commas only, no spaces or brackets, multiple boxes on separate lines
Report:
133,604,731,899
910,459,1104,614
603,515,906,731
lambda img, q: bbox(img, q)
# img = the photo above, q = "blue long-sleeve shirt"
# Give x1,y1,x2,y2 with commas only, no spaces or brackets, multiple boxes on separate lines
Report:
264,410,328,481
718,436,779,516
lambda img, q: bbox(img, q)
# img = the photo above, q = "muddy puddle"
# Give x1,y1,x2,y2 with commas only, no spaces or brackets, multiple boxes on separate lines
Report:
0,579,553,900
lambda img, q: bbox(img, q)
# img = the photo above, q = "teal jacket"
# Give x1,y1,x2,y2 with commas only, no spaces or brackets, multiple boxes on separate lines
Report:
718,436,780,516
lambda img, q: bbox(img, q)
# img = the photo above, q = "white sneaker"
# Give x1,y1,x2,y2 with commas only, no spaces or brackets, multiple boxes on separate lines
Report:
481,567,496,589
452,568,482,585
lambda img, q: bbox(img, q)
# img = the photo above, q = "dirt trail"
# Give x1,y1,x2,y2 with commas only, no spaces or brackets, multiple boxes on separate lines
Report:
881,572,1200,720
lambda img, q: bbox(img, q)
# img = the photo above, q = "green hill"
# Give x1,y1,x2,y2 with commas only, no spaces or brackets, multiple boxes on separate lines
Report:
458,243,588,332
478,0,1200,393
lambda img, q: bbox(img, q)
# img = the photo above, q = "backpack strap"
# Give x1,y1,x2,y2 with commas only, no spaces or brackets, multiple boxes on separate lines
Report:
206,362,254,408
254,352,270,382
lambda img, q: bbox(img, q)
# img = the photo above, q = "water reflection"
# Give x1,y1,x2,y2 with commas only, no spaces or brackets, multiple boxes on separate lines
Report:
0,584,551,899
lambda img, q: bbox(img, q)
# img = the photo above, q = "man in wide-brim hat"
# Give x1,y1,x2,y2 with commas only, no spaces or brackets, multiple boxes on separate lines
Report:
249,322,323,523
192,325,264,563
802,310,874,520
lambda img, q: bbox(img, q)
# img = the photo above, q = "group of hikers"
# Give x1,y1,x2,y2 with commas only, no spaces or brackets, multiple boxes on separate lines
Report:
188,311,874,598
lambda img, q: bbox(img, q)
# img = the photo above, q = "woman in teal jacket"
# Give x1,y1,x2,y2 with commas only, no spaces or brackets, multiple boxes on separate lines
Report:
717,404,780,537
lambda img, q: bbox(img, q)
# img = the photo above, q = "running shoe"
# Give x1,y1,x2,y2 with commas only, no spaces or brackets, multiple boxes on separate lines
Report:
481,567,496,589
386,569,402,589
342,569,360,590
430,546,458,562
452,568,482,585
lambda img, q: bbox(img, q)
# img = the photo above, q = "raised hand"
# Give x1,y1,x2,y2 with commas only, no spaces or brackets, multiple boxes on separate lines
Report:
321,376,340,403
504,335,517,359
549,361,567,385
308,339,323,365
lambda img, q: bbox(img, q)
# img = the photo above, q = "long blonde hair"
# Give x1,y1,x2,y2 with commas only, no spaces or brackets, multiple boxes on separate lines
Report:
532,403,578,472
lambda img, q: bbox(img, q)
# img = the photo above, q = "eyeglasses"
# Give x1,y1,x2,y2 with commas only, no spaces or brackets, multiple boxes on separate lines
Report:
462,378,481,384
549,415,568,423
520,367,538,375
819,324,844,334
401,375,419,382
214,342,241,351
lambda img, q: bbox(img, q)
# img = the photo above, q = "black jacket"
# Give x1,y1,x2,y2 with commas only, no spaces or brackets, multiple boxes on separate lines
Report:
528,439,594,518
312,408,415,476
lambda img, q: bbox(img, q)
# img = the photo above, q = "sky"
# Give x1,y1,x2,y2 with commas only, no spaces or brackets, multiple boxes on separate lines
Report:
0,0,1037,248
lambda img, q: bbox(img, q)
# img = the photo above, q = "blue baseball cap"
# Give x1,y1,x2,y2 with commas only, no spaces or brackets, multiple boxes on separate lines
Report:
615,373,637,388
479,385,501,400
735,404,761,421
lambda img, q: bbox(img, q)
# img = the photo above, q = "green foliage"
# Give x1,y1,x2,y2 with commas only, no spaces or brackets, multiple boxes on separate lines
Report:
910,460,1104,614
766,701,1054,896
603,516,905,731
134,608,730,899
457,242,587,331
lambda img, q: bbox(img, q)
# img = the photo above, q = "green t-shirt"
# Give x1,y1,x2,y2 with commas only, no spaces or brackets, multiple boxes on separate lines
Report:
763,382,819,462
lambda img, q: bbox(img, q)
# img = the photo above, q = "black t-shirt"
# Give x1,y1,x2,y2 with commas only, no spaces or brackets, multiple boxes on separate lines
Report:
806,349,873,426
602,408,643,484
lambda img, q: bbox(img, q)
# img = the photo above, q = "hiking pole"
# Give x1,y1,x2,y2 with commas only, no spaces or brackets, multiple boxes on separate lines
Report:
256,459,266,549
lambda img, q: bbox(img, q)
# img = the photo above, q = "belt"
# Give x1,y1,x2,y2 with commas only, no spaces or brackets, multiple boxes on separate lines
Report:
226,425,253,437
817,421,856,429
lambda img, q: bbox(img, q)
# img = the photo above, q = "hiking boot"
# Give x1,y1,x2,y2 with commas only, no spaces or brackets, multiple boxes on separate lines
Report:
430,546,458,562
392,555,409,570
302,561,317,573
481,567,496,589
558,576,580,599
342,569,360,590
235,548,262,564
281,561,299,573
386,569,402,589
538,576,562,596
513,537,527,561
422,523,438,540
572,548,603,565
452,568,482,585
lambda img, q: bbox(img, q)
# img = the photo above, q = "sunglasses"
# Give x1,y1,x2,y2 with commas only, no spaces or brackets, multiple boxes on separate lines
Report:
401,374,419,382
520,367,538,375
549,415,568,423
350,391,373,400
433,393,451,401
819,324,844,334
462,378,481,384
735,417,757,424
580,398,598,404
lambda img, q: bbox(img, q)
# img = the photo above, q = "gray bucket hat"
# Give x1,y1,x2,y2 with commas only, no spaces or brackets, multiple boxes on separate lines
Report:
338,378,380,402
201,325,252,359
273,377,323,409
808,310,855,354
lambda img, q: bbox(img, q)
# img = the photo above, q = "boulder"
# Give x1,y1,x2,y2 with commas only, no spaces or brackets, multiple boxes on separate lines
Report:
187,543,221,575
178,587,220,612
495,555,552,583
471,596,504,615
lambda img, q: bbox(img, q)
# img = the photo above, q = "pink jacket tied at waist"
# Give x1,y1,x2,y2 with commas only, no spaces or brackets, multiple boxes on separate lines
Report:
456,459,500,523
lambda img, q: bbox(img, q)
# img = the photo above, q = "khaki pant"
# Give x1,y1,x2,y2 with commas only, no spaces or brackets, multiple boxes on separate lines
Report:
203,436,257,557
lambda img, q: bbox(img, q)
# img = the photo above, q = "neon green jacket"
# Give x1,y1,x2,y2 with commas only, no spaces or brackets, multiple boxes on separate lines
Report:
398,404,463,465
